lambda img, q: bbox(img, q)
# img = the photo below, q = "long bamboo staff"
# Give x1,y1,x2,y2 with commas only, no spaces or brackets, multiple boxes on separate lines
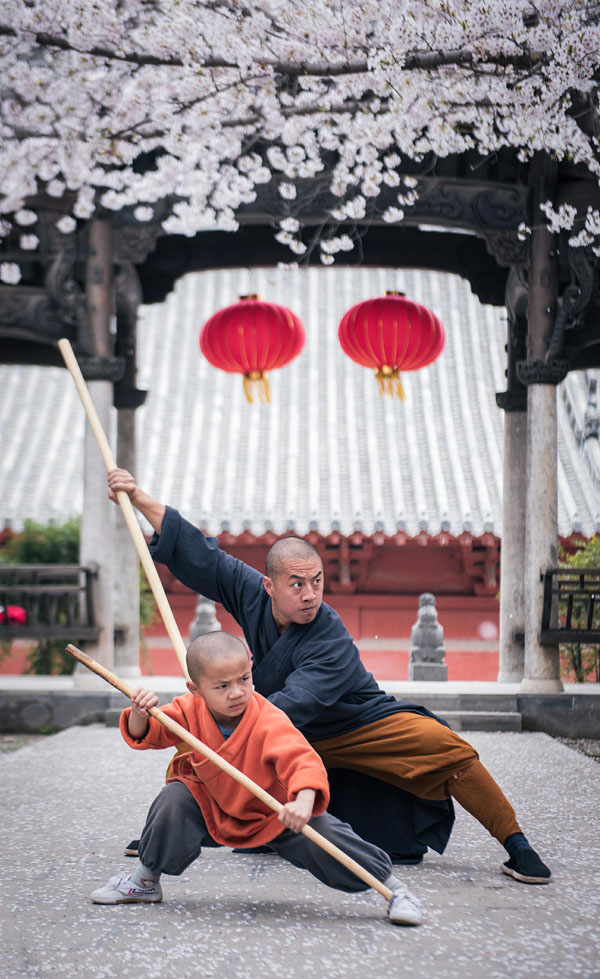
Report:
66,644,393,901
57,337,190,680
58,339,392,900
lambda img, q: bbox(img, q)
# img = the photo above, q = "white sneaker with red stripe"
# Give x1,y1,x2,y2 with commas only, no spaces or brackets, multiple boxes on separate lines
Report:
91,871,162,904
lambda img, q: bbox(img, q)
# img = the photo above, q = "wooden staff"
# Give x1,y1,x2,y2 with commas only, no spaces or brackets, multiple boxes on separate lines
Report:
66,644,393,901
57,337,190,680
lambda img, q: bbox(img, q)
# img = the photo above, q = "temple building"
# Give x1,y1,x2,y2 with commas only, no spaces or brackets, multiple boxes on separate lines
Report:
1,265,598,680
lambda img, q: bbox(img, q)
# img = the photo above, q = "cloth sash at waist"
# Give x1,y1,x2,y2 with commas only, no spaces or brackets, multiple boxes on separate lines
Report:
311,712,478,801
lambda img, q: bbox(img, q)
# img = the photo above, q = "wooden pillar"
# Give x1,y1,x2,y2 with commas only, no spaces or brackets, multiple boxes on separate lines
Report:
497,274,528,682
520,157,563,693
114,406,141,678
498,411,527,680
113,264,144,679
75,219,115,687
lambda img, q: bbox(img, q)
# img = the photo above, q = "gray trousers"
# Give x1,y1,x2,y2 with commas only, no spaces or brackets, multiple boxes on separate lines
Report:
139,781,392,893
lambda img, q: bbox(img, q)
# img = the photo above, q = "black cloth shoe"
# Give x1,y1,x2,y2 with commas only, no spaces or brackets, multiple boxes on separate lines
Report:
502,849,551,884
123,839,140,857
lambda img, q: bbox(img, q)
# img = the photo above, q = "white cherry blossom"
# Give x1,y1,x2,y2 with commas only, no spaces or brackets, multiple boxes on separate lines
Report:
134,206,154,222
46,180,66,198
14,210,38,227
19,234,39,250
278,183,297,200
0,0,597,264
0,262,21,284
56,215,77,233
383,207,405,224
540,201,578,233
280,217,300,233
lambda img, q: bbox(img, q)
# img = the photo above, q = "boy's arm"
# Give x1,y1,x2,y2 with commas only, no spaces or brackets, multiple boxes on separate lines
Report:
278,788,316,833
120,694,193,750
264,710,330,830
127,687,160,740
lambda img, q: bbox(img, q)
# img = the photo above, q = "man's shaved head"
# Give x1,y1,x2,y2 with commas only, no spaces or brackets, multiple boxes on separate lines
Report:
265,536,322,579
187,631,250,684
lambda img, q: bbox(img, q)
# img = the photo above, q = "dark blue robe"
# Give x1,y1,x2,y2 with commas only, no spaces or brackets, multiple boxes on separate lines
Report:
150,507,454,860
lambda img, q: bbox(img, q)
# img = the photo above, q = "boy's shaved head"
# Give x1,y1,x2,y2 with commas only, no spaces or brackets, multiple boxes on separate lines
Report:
265,536,322,579
187,631,250,684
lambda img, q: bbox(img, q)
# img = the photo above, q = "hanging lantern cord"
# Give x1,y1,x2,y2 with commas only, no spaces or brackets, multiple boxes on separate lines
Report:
243,371,271,404
375,365,404,400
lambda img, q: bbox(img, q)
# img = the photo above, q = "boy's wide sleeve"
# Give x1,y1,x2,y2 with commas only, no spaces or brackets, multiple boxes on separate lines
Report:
262,710,330,814
119,696,193,750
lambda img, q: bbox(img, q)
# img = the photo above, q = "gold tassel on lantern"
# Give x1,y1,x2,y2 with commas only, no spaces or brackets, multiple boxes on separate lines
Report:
375,365,405,399
243,371,271,404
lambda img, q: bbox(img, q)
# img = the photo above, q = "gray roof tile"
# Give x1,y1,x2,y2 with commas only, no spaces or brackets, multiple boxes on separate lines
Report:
0,266,598,538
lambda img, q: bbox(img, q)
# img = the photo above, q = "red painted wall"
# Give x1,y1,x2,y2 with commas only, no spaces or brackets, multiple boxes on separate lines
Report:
138,590,500,681
0,588,500,679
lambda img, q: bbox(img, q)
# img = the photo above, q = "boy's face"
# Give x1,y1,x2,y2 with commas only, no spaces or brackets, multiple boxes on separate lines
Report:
187,651,253,729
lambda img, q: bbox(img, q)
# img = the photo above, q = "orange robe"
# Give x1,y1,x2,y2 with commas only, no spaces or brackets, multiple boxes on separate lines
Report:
120,691,330,849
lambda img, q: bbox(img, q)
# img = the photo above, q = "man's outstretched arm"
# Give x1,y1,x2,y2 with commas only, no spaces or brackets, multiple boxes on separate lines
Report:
107,468,265,632
107,468,166,535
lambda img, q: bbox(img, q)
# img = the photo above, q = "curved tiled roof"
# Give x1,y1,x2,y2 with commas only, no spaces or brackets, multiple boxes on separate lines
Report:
0,266,599,538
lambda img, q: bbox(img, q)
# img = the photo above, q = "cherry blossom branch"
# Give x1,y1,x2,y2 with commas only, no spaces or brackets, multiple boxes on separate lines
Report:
0,1,598,277
0,25,546,75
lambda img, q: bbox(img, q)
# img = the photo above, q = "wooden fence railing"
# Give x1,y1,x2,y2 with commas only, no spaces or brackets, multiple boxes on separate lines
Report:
0,564,99,642
540,568,600,644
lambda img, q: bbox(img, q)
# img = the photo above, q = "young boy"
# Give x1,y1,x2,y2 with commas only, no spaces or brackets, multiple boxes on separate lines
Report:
91,631,422,925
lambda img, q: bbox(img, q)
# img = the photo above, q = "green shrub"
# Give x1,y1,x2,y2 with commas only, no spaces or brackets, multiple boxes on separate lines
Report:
1,518,81,674
1,517,157,675
139,566,158,630
0,517,80,565
559,537,600,683
25,641,76,676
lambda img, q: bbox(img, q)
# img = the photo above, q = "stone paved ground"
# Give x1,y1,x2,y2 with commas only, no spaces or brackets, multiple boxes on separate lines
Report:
0,734,44,754
2,728,599,979
555,738,600,762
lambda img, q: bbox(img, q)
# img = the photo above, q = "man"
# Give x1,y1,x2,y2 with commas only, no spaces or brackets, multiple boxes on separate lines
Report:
108,468,551,884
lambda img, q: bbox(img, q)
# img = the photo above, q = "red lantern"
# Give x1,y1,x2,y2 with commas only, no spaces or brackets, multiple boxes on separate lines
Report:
338,291,445,399
200,295,305,403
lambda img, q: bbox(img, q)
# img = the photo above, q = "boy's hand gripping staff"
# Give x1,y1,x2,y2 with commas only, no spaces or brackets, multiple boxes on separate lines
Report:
57,337,190,681
65,643,393,902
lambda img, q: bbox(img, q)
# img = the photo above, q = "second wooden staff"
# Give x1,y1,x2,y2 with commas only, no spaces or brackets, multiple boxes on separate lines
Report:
65,643,393,902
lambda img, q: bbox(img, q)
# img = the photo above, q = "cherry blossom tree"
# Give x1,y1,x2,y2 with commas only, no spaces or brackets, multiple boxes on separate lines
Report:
0,0,599,281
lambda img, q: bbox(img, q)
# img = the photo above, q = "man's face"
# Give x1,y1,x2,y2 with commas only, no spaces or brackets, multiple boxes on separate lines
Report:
187,651,253,729
263,557,324,632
